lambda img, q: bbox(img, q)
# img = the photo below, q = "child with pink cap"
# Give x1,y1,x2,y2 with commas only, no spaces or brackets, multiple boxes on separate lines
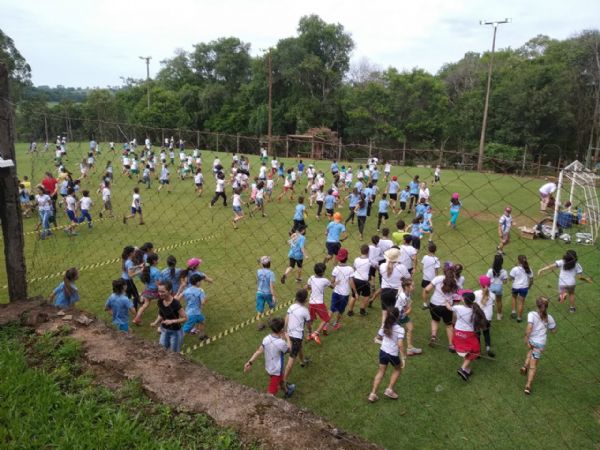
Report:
474,275,496,357
176,257,213,296
448,193,462,229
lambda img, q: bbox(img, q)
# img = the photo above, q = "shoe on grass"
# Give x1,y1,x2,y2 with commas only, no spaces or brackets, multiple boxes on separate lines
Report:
311,332,321,345
367,393,379,403
510,312,517,319
408,347,423,356
300,357,311,368
333,323,342,331
448,345,456,353
487,349,496,358
347,310,354,317
569,307,576,313
384,388,398,399
284,383,296,398
457,368,470,381
428,335,437,348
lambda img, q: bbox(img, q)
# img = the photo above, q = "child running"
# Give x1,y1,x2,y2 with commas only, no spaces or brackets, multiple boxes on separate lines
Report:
105,279,135,332
256,256,277,330
347,244,371,317
77,190,93,229
474,276,496,357
133,253,161,325
232,188,245,229
245,316,296,398
99,181,113,218
487,254,508,320
368,307,405,402
329,248,354,330
291,196,307,233
123,187,144,225
50,267,80,309
393,279,422,356
521,297,557,395
497,206,514,254
377,193,389,231
451,291,487,381
281,225,307,284
283,289,312,385
448,193,462,229
180,273,208,340
420,242,440,309
509,255,534,322
305,263,332,344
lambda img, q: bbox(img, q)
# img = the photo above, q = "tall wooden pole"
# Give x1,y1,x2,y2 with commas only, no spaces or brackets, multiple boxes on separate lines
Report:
0,64,27,301
267,50,273,156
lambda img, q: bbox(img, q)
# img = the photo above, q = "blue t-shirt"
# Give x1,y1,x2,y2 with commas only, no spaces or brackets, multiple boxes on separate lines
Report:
326,221,346,243
331,163,339,173
122,259,134,280
450,201,462,213
388,181,399,194
105,294,133,326
288,234,305,260
355,181,364,192
400,190,410,202
298,162,305,172
371,169,379,180
422,212,433,231
324,195,335,210
183,286,205,316
411,223,422,237
415,203,427,218
356,202,368,217
145,266,161,290
257,268,275,294
378,199,389,213
160,267,181,294
293,204,306,221
53,282,80,309
363,187,373,201
348,193,360,208
409,181,419,195
186,269,206,286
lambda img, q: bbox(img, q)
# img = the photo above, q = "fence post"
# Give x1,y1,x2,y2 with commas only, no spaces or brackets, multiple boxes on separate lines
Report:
216,133,219,152
286,136,289,158
402,139,406,165
522,145,527,175
196,130,200,149
369,139,373,160
236,134,240,154
537,153,542,177
338,138,342,161
0,64,27,301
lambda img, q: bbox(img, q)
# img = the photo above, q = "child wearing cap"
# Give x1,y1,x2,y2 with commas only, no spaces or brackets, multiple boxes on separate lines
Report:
281,226,307,284
179,273,208,340
497,207,514,253
256,256,277,330
305,263,332,345
330,248,354,330
324,212,348,264
177,257,214,295
244,317,296,398
474,275,496,357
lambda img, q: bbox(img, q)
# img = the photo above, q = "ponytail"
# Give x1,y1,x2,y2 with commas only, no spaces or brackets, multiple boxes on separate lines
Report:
480,287,490,307
441,267,458,294
386,261,394,278
492,254,503,278
121,246,135,272
464,292,487,331
63,268,78,300
518,255,531,275
536,297,549,323
563,250,577,271
167,255,177,279
383,307,400,337
141,254,158,284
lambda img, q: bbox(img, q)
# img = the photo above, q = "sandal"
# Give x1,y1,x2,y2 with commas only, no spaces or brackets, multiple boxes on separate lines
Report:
524,386,531,395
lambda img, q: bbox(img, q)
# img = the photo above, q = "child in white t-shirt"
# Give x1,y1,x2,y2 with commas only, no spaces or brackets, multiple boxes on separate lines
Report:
509,255,533,322
244,317,296,398
330,248,354,330
474,275,496,358
305,263,332,344
283,289,312,384
123,187,144,225
521,297,557,395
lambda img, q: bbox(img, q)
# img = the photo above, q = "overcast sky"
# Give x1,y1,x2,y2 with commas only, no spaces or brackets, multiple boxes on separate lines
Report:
2,0,599,87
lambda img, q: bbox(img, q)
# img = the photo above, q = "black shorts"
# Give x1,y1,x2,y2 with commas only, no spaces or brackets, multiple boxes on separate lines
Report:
326,208,334,216
421,279,431,289
430,304,453,325
378,212,389,220
353,278,371,297
410,193,418,199
400,201,406,210
326,241,341,256
289,258,303,268
389,193,398,201
380,288,398,310
379,349,400,366
290,337,303,358
368,266,377,279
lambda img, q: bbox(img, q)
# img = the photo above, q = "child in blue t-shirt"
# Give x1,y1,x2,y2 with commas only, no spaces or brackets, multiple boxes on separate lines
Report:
50,267,80,309
105,279,135,332
399,186,410,213
256,256,277,330
281,226,307,284
377,193,390,231
180,273,208,339
324,189,336,219
133,253,161,325
291,196,307,233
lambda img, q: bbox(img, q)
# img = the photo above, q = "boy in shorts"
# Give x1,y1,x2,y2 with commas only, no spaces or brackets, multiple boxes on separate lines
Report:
324,212,348,264
330,248,354,330
305,263,332,344
283,289,312,384
256,256,277,330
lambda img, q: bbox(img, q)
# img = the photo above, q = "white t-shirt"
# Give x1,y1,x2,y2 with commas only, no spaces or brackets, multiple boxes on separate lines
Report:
499,214,512,234
456,275,465,289
101,187,111,202
394,291,411,319
379,262,410,289
510,266,533,289
131,193,141,208
215,179,225,193
36,194,52,211
527,311,556,345
65,195,76,211
271,160,278,169
378,324,405,356
131,159,139,170
486,268,508,287
307,276,331,304
80,197,92,210
399,245,417,270
555,260,583,287
429,275,455,306
539,182,557,196
378,238,394,256
421,255,440,282
123,156,130,166
232,194,242,207
261,334,288,376
368,245,383,268
384,163,391,173
332,265,354,296
266,179,274,190
259,166,267,178
418,188,430,201
452,305,475,332
160,167,169,181
194,173,203,184
353,257,371,281
474,289,496,321
287,303,311,339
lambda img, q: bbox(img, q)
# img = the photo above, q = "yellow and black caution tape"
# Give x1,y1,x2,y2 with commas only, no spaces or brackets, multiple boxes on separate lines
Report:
181,299,295,355
2,216,116,240
0,232,220,290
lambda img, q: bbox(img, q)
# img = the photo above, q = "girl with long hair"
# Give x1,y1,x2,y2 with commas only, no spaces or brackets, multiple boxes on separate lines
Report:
509,255,534,322
121,245,143,310
50,267,80,309
422,266,458,352
133,253,161,325
475,276,496,357
487,254,508,320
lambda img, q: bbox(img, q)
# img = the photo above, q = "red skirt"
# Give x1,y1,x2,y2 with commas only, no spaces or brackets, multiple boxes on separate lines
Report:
452,330,480,360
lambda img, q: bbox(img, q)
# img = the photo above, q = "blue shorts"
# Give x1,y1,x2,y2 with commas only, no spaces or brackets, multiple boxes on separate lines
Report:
183,314,205,333
512,288,529,298
131,207,142,215
256,292,275,313
379,350,401,366
330,292,349,313
529,340,545,359
490,284,503,296
67,210,77,222
116,323,129,332
233,206,242,213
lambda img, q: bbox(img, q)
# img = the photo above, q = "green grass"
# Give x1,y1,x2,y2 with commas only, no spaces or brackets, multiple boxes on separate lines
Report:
0,324,247,449
2,142,600,449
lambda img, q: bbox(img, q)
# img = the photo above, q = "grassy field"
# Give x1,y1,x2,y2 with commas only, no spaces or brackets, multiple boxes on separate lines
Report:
2,142,599,449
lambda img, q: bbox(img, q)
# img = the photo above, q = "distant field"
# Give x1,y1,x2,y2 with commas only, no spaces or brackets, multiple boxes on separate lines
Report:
1,141,599,449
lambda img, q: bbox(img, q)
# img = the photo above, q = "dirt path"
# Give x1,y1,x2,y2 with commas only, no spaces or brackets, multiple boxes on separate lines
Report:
0,299,378,450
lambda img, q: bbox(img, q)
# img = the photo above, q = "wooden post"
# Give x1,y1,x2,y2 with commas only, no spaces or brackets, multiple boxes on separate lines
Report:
522,145,527,175
338,138,342,161
236,133,240,154
402,139,406,165
196,130,200,149
216,133,219,152
537,152,542,177
369,139,373,160
286,136,289,158
0,64,27,301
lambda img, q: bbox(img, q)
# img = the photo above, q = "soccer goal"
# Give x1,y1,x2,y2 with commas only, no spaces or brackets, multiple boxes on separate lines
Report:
551,160,600,244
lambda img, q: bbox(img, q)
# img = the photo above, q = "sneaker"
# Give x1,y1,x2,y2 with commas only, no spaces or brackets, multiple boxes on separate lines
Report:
457,368,470,382
284,383,296,398
524,386,531,395
311,332,321,345
347,310,355,317
280,275,286,284
569,307,576,313
384,388,398,399
487,349,496,358
367,393,379,403
300,357,311,368
510,312,517,319
322,326,329,336
333,322,342,331
448,345,456,353
428,335,437,348
496,313,503,320
516,317,522,323
421,303,429,310
359,309,367,317
408,347,423,356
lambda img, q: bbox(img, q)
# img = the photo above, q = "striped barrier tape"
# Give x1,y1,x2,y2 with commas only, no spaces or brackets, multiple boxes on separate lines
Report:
181,299,295,355
1,216,116,240
0,232,220,290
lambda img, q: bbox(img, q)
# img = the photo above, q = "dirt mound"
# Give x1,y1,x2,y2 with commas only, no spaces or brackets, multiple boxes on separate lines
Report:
0,299,378,450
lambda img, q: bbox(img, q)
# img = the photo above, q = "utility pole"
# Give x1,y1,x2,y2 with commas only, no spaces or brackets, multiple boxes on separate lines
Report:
267,49,273,156
139,56,152,110
477,18,510,172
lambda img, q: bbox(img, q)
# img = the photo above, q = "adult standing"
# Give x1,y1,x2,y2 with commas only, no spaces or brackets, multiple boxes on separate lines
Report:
539,180,557,212
151,281,187,352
